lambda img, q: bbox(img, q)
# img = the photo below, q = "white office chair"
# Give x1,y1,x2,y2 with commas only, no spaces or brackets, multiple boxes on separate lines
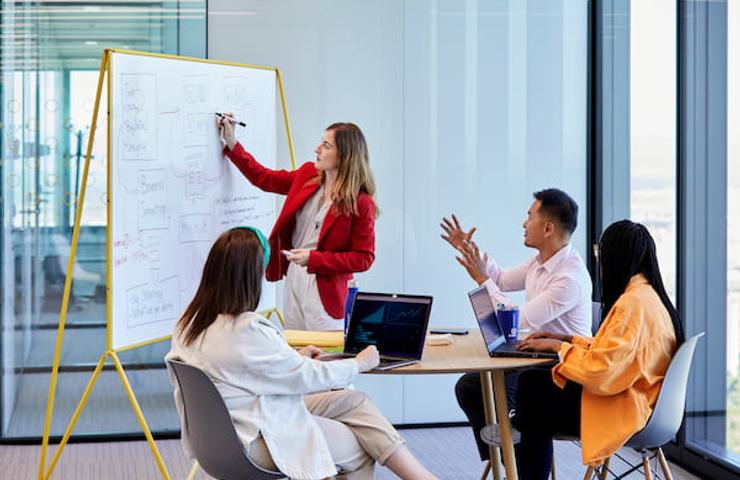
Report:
503,306,699,480
583,333,704,480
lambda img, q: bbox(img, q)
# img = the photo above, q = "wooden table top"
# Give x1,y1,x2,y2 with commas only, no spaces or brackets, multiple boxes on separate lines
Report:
372,330,555,374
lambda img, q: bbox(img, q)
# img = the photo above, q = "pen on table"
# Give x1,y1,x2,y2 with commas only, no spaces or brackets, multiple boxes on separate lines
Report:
215,112,246,127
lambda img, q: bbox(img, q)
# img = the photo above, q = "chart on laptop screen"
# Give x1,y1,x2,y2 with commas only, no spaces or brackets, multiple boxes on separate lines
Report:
346,295,431,356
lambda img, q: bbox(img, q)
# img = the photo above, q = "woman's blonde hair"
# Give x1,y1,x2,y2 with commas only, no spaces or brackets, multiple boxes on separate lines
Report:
319,122,377,217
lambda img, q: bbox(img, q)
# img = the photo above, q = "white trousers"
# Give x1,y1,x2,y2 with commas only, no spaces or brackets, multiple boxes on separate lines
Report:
247,390,405,480
284,262,344,331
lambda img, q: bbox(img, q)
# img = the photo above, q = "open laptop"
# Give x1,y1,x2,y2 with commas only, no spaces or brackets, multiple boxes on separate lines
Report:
468,285,559,359
322,292,433,371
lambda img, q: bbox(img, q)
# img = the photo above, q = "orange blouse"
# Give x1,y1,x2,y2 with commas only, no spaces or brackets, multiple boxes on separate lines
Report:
552,274,677,465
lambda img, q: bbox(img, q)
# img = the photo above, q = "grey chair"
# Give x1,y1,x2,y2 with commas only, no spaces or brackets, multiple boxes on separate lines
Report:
167,359,286,480
584,332,705,480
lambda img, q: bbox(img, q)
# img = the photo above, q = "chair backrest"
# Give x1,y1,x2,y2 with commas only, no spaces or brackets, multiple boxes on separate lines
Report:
626,333,705,449
167,359,284,480
591,302,602,336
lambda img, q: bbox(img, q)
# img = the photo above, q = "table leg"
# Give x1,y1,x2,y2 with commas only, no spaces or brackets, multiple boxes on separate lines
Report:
480,371,503,480
492,370,518,480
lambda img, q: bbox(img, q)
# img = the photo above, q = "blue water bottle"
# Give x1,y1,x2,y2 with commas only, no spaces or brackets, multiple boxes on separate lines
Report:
344,279,359,337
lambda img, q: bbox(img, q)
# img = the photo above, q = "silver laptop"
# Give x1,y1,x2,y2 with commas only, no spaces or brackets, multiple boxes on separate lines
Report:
323,292,433,371
468,285,559,359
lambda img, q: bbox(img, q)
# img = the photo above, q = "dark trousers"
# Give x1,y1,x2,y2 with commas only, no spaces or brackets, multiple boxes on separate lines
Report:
454,371,520,461
511,369,582,480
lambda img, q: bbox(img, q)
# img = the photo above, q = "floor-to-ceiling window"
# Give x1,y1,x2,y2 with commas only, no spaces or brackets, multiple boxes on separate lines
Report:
629,0,676,300
0,1,206,440
679,0,738,477
727,0,740,462
598,0,739,477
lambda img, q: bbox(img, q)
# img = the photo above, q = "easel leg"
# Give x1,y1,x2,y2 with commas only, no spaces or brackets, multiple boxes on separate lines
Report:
187,461,200,480
480,371,502,480
38,48,110,480
43,354,107,480
110,352,171,480
275,68,297,170
260,307,285,328
492,370,518,480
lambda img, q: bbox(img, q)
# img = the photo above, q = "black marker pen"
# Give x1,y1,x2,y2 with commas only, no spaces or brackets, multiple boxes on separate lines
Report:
215,112,246,127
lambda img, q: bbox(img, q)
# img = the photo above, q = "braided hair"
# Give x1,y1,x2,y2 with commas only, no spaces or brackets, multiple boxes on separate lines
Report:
599,220,685,344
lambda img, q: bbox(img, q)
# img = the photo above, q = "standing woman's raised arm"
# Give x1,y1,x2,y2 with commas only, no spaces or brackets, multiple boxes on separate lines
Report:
218,114,297,195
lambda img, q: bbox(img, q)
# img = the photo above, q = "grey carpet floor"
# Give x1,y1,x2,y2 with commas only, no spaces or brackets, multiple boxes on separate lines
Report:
4,427,703,479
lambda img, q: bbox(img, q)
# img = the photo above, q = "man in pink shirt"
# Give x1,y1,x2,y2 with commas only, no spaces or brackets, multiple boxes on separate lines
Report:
441,188,592,461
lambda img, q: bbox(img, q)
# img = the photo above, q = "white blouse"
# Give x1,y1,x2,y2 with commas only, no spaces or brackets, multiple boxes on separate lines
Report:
166,312,359,479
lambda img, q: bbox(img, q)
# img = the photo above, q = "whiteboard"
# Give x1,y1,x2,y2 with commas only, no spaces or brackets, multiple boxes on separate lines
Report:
109,51,277,350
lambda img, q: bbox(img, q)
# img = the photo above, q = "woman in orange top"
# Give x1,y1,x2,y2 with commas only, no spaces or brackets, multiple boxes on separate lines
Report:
510,220,685,479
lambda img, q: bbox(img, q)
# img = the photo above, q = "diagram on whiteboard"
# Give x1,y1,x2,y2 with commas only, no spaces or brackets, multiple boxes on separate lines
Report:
121,74,157,161
110,53,278,350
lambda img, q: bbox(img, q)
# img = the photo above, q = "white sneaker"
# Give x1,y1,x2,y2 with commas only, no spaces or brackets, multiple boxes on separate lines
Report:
480,423,521,446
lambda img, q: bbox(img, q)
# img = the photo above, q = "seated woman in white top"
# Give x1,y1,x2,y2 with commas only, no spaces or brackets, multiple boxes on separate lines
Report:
166,227,436,480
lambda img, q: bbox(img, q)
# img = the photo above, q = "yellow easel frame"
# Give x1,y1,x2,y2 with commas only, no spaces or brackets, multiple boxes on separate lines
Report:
38,48,296,480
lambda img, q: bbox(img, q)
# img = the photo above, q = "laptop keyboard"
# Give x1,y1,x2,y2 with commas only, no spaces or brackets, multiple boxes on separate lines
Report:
497,342,522,353
495,341,559,358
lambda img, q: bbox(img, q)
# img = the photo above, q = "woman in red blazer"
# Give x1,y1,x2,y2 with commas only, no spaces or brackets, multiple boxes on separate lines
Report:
219,116,377,330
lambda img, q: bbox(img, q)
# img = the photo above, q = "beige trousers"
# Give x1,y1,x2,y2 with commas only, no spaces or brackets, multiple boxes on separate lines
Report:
248,390,405,479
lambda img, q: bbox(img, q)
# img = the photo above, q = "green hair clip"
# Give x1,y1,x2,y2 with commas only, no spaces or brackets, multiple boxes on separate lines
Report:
232,226,271,267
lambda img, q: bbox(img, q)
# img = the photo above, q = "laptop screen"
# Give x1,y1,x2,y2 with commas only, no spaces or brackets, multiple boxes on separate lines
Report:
468,286,506,354
345,292,433,358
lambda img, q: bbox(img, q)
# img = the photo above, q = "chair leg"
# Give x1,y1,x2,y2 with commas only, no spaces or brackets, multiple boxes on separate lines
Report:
642,454,653,480
598,457,611,480
657,448,674,480
550,456,557,480
583,466,595,480
480,461,491,480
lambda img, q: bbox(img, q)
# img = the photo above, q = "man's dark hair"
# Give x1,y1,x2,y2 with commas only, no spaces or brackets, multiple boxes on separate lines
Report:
533,188,578,235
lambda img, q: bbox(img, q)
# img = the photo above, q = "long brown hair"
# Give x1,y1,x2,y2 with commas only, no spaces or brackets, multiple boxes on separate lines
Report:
319,122,377,216
176,228,264,346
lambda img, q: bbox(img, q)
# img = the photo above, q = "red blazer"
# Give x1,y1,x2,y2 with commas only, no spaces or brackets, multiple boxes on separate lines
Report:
226,143,376,319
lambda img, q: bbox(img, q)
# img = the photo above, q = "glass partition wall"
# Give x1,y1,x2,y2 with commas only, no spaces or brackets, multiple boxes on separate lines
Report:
0,1,205,440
